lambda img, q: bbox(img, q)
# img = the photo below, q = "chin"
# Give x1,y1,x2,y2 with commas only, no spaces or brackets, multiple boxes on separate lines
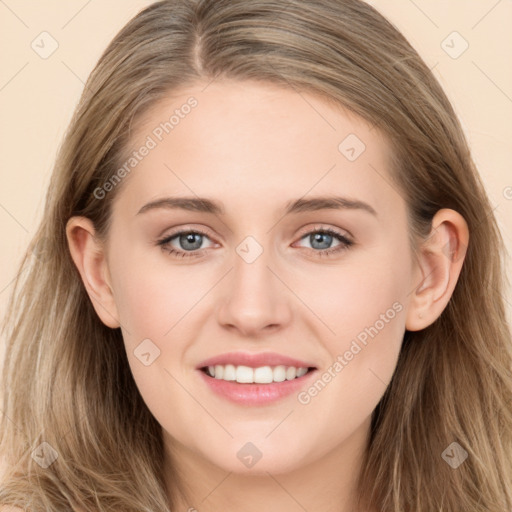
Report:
205,439,308,476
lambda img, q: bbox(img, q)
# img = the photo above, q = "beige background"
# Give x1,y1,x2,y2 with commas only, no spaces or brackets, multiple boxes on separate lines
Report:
1,0,511,351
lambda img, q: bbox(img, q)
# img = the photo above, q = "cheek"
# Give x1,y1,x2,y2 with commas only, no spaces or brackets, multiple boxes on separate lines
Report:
297,235,411,348
295,234,411,409
108,249,213,394
114,274,174,338
109,245,209,339
109,256,205,442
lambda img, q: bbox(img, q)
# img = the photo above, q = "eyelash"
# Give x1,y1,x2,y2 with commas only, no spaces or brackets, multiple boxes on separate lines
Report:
156,226,354,259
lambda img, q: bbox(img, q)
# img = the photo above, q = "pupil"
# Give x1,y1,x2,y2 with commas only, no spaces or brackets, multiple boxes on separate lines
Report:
180,233,202,250
311,232,332,250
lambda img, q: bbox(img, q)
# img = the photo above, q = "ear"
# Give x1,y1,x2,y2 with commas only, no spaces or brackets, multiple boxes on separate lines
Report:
65,216,120,329
405,208,469,331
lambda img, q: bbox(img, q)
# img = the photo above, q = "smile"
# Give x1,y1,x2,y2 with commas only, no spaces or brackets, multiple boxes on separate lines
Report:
198,365,317,405
203,364,311,383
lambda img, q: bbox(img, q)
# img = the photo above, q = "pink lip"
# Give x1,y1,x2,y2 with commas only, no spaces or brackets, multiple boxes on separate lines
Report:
196,352,318,406
197,367,318,405
196,351,316,370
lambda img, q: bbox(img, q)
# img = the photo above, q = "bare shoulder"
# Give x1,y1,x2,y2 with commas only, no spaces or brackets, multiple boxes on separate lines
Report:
0,506,25,511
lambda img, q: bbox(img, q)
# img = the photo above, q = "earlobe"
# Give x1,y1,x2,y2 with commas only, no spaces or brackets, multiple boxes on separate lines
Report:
65,216,120,329
405,208,469,331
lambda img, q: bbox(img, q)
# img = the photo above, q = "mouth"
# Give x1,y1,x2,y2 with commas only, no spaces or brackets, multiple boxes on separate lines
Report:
200,364,317,384
197,362,318,405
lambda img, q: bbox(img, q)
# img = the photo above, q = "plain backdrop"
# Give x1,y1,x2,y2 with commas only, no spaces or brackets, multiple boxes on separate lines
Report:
1,0,511,364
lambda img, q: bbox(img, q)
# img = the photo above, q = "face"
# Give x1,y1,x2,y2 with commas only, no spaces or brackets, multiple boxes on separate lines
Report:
101,79,417,475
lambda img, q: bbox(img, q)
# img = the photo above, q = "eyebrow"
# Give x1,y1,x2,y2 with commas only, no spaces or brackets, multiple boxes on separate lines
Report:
136,195,377,217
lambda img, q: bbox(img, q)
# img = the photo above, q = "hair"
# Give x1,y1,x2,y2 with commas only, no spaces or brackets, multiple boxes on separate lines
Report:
1,0,511,510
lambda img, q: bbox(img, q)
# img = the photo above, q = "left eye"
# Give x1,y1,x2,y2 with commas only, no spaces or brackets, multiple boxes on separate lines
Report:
293,228,353,257
297,230,341,249
157,228,353,259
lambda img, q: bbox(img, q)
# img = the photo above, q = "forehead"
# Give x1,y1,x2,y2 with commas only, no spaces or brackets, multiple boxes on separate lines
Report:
113,79,402,219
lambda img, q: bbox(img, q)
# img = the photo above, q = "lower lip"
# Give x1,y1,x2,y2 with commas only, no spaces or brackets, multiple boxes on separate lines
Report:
197,368,317,405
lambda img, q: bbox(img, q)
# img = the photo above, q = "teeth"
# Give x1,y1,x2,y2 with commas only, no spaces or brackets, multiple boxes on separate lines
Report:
296,367,308,377
223,364,236,381
273,365,286,382
205,364,311,383
286,367,297,380
254,366,273,383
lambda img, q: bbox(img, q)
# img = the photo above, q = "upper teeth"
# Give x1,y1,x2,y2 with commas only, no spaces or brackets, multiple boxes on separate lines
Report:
207,364,309,383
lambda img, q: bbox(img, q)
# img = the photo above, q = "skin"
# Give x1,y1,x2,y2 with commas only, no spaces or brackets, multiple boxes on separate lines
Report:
66,79,469,512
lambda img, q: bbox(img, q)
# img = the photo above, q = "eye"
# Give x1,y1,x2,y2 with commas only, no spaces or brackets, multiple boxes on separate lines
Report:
156,225,354,259
156,228,215,258
294,226,353,257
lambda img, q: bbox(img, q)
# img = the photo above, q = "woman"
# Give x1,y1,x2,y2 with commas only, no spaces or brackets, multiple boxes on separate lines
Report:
1,0,511,510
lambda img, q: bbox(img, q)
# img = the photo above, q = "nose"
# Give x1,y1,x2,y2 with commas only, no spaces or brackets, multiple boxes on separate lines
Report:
216,243,293,337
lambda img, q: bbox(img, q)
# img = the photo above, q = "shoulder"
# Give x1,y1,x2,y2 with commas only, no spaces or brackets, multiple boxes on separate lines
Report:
0,507,25,511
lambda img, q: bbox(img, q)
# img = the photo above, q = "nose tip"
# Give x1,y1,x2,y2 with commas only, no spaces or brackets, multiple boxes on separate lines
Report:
216,247,292,336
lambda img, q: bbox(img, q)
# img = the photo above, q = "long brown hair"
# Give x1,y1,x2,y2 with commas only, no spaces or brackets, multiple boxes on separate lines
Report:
1,1,511,510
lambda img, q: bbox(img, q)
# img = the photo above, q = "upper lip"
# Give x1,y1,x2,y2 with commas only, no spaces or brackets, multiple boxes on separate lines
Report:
197,351,317,370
